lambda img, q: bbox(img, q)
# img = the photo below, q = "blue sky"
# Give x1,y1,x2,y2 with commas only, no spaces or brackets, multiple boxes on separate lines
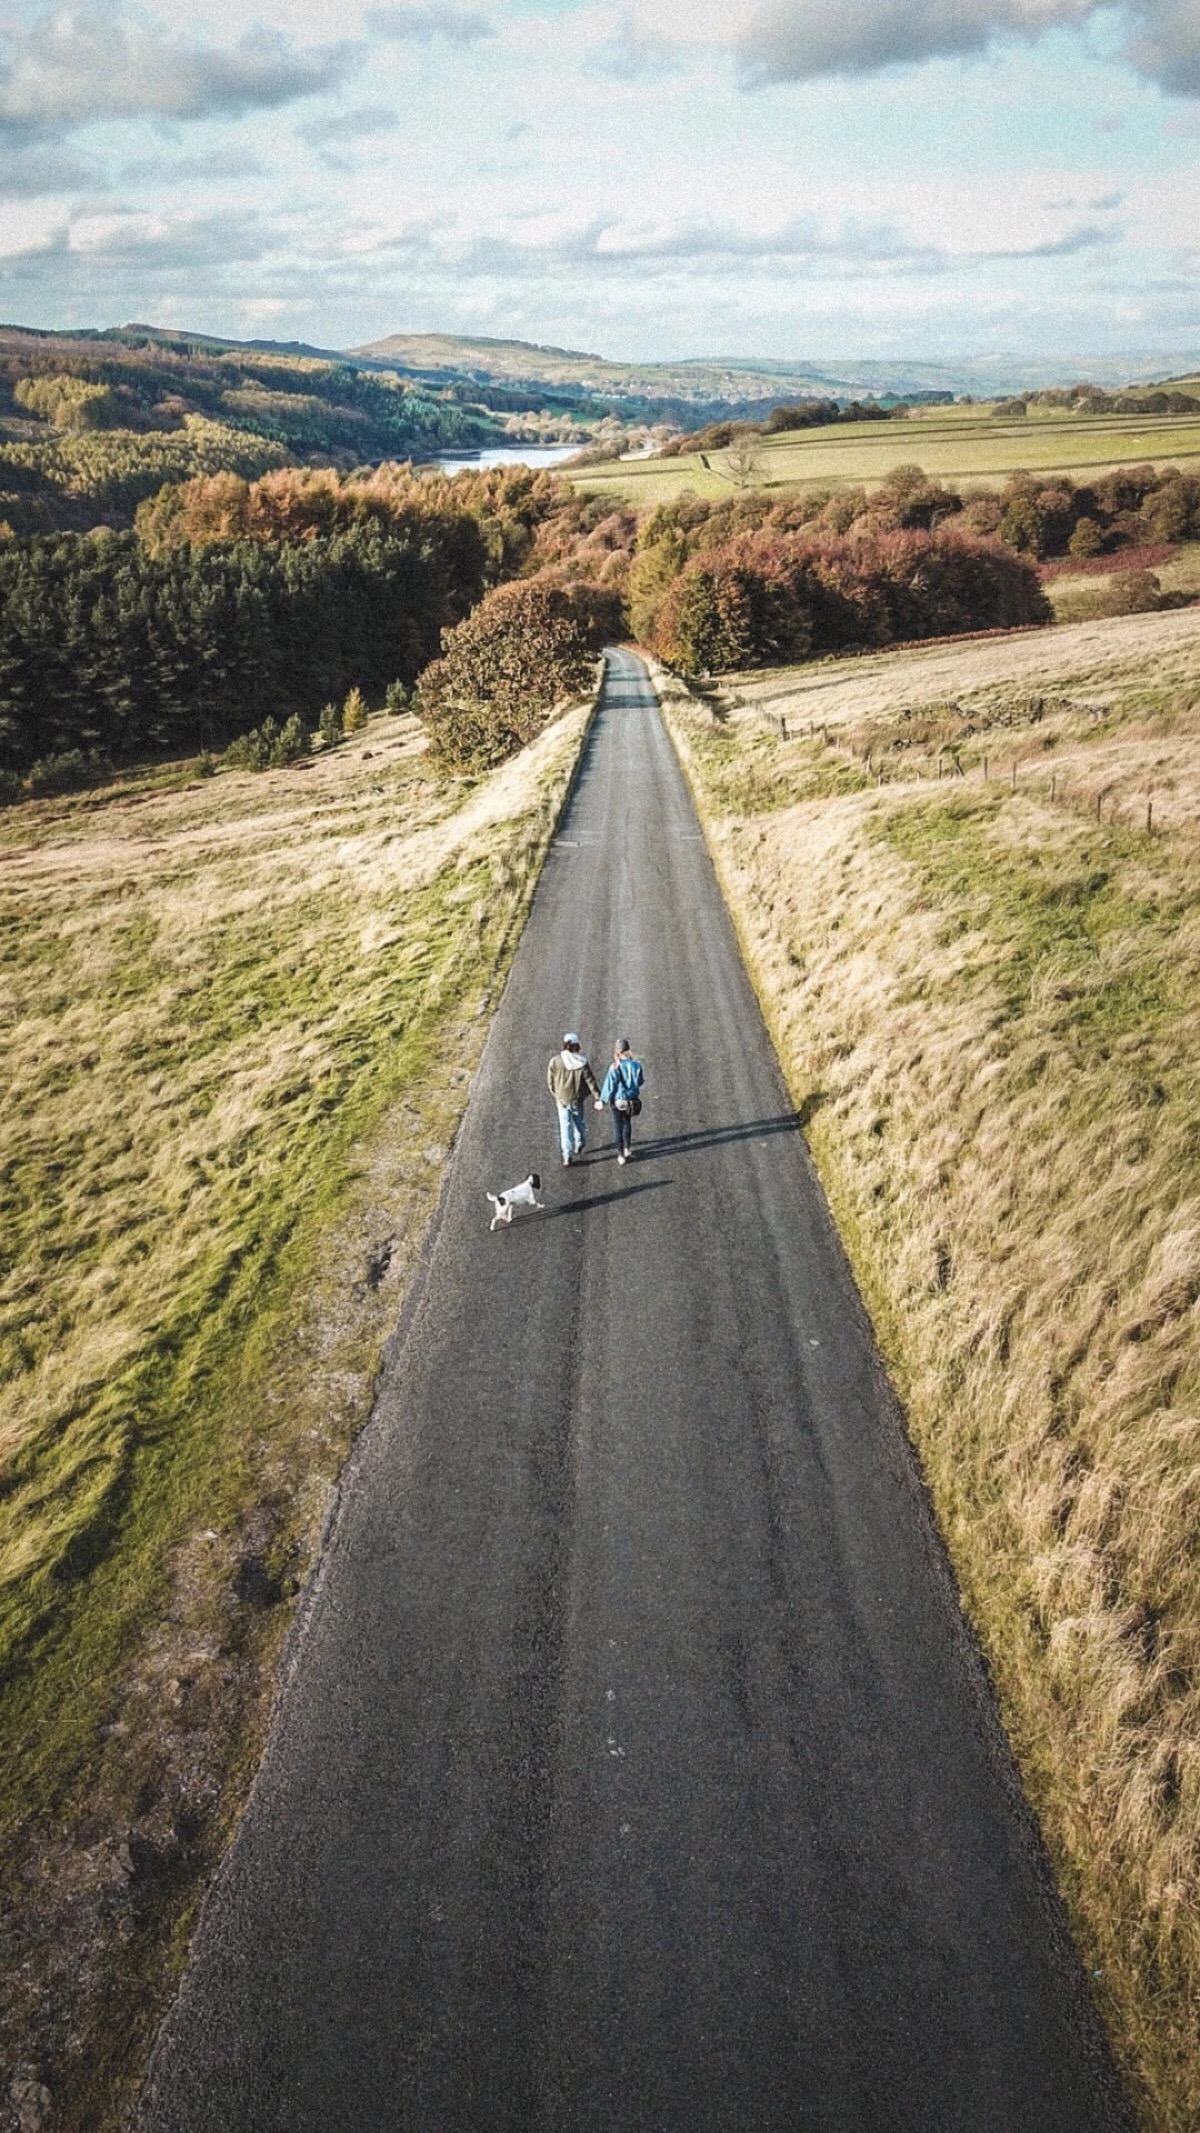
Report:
0,0,1196,363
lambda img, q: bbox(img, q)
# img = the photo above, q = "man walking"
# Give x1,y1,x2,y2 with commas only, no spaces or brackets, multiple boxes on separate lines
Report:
547,1032,601,1167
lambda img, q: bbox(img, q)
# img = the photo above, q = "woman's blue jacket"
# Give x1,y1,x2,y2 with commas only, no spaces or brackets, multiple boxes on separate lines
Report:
600,1057,644,1105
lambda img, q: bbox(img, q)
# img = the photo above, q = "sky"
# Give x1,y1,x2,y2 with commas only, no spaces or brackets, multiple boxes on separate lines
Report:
0,0,1197,364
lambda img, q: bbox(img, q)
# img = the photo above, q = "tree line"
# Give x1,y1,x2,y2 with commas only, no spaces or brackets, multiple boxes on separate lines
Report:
0,464,604,788
2,450,1195,796
0,520,472,779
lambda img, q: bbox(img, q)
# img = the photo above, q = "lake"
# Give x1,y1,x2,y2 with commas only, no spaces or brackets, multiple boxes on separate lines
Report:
430,443,583,476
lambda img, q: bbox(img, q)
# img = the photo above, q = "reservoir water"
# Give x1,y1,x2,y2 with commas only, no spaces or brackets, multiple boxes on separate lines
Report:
431,443,583,476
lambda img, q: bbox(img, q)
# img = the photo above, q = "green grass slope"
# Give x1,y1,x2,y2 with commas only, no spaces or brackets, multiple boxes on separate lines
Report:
577,402,1200,504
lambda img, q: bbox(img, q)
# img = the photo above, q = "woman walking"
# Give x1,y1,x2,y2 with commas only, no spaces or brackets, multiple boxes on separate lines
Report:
600,1038,645,1166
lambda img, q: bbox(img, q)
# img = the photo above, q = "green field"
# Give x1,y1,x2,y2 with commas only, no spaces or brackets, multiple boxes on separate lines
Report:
575,402,1200,505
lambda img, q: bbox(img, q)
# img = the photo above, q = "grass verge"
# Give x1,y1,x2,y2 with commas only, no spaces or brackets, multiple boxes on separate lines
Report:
0,697,594,2128
654,614,1200,2132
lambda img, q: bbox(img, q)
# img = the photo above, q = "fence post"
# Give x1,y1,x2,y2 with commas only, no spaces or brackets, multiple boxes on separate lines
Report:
1147,797,1153,835
1010,762,1017,793
983,755,989,781
1095,791,1102,821
1051,773,1057,802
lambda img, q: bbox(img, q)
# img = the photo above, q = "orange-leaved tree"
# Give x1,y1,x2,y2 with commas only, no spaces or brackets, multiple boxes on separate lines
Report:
418,578,621,773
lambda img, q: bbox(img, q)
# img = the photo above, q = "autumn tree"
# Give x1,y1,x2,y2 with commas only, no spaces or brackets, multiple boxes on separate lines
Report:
418,579,617,773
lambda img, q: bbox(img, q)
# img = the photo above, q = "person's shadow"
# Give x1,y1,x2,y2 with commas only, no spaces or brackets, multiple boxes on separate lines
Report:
531,1105,824,1222
634,1101,822,1161
543,1179,669,1219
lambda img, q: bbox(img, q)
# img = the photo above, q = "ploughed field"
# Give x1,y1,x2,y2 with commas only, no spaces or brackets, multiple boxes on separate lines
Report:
660,603,1200,2131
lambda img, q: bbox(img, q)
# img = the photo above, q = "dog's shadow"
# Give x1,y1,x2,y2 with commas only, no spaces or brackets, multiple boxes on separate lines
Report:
541,1178,670,1221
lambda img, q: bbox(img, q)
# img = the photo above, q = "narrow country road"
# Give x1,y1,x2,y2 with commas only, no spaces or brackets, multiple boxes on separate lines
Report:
142,651,1129,2132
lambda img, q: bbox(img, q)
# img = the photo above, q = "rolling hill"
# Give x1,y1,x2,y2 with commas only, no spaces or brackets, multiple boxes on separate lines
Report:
355,330,1200,425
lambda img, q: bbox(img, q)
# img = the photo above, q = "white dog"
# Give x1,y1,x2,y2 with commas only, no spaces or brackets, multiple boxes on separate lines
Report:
486,1172,545,1230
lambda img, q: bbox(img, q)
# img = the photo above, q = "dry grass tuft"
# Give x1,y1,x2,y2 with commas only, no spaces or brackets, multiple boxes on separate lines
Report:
658,609,1200,2131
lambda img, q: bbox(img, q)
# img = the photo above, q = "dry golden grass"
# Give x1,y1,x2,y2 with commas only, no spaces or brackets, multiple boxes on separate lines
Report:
709,602,1200,740
0,700,591,2126
657,613,1200,2131
0,714,584,1650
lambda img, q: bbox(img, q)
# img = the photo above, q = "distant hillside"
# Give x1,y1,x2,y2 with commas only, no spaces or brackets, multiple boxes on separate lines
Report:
353,332,858,426
0,322,504,533
6,317,1200,537
354,331,1200,421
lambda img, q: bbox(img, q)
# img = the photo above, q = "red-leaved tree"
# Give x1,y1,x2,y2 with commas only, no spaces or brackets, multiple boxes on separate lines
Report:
651,529,1049,675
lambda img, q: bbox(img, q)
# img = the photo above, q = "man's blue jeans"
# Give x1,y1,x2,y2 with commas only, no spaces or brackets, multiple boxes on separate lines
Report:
556,1100,585,1162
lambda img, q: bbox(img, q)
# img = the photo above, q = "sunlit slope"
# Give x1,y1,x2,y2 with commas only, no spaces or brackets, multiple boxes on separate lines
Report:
662,604,1200,2131
577,403,1200,504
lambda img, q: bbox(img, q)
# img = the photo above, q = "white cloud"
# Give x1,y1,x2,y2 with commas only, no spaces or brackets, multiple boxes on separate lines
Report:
1126,0,1200,94
0,136,96,192
0,194,66,257
300,102,398,142
737,0,1094,83
0,4,354,138
623,0,1200,97
333,194,1121,287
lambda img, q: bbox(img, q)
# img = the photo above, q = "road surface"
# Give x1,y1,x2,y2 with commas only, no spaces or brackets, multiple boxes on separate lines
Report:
143,650,1129,2132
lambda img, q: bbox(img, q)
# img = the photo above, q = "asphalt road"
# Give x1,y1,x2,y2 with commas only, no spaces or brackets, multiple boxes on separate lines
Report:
143,651,1130,2133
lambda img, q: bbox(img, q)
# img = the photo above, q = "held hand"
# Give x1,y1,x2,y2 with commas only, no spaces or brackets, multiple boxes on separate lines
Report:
594,1099,604,1110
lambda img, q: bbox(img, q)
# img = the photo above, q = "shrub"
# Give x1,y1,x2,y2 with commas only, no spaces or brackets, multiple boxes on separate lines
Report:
224,723,274,771
222,714,310,770
654,542,814,675
14,376,121,432
865,464,963,533
628,526,690,643
318,701,343,747
1097,570,1162,617
384,679,411,712
26,748,112,795
342,686,368,734
1068,516,1105,559
1139,474,1200,545
419,577,615,773
271,713,310,766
